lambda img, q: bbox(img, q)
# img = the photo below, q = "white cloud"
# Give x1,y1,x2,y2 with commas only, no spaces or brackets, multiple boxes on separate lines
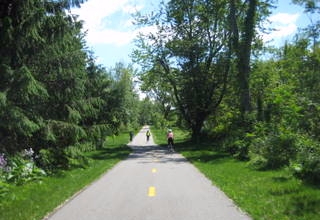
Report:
263,24,298,42
72,0,128,28
85,25,158,46
123,4,144,14
269,13,300,25
71,0,146,46
87,29,133,46
261,12,300,44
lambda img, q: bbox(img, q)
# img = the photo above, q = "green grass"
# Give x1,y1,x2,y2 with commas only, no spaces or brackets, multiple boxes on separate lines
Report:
0,133,131,220
150,126,190,147
151,127,320,220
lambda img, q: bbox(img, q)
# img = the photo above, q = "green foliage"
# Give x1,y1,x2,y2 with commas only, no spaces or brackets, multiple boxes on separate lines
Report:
37,142,94,172
37,143,95,173
106,63,140,131
36,149,57,172
87,124,111,149
151,112,167,128
133,0,231,138
16,65,49,103
247,154,268,170
0,0,142,188
218,128,252,161
0,0,88,154
293,135,320,184
66,105,82,124
249,128,297,169
137,97,167,127
64,145,90,169
232,139,250,161
76,142,96,152
47,120,87,146
0,92,7,108
4,150,46,185
0,180,11,200
299,101,320,138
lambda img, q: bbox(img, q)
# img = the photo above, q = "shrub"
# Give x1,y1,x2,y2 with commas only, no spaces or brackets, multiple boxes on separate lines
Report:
232,139,250,161
37,143,94,172
0,180,11,199
264,132,296,168
250,130,296,170
37,147,69,170
64,145,90,169
248,154,268,170
221,131,252,161
77,142,96,152
5,150,46,185
37,149,56,172
293,136,320,184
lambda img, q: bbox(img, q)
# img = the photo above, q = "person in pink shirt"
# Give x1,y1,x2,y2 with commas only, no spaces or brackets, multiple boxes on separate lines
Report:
167,129,174,147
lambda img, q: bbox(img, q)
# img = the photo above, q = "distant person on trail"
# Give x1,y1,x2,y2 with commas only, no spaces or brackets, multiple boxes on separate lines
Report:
167,129,174,147
129,131,134,142
146,129,151,142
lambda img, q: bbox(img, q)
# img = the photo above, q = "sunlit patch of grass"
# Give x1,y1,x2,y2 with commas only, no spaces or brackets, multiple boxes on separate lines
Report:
150,126,190,147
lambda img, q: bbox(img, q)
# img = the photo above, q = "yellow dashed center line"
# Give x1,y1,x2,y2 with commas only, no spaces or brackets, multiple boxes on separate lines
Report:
152,168,157,173
148,186,156,197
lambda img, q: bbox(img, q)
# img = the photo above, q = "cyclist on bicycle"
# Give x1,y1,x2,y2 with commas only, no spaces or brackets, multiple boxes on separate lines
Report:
146,129,151,142
167,129,174,147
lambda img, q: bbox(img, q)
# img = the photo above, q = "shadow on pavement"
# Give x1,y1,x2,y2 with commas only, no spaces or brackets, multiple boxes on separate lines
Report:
126,144,188,164
89,146,131,161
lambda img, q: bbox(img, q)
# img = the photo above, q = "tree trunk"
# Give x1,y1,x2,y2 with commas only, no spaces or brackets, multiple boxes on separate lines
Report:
238,0,257,116
230,0,257,120
257,92,264,121
190,113,206,142
238,53,252,116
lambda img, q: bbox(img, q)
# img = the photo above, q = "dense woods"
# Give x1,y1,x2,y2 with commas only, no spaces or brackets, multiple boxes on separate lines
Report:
0,0,319,187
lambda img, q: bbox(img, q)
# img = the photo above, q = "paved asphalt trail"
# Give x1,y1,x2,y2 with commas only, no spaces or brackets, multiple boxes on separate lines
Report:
46,126,251,220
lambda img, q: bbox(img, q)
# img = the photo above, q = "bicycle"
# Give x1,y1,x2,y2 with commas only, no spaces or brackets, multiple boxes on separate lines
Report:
168,142,174,153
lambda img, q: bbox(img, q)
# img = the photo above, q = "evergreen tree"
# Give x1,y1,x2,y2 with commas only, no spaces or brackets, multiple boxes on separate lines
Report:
0,0,88,154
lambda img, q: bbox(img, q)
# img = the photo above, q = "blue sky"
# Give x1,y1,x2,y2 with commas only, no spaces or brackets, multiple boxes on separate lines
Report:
71,0,311,68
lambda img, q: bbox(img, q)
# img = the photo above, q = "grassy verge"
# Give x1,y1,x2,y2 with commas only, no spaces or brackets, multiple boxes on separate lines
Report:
0,133,131,220
151,127,320,220
150,126,190,147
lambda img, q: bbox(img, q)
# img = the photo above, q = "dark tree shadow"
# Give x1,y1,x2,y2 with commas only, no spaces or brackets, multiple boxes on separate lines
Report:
286,195,320,217
89,145,132,161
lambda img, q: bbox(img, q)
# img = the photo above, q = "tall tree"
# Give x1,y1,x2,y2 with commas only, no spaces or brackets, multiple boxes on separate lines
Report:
139,65,174,121
0,0,87,153
107,63,140,132
133,0,231,139
229,0,273,121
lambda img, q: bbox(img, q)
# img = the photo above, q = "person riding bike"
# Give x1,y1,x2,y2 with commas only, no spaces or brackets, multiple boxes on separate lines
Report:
146,129,151,142
167,129,174,149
